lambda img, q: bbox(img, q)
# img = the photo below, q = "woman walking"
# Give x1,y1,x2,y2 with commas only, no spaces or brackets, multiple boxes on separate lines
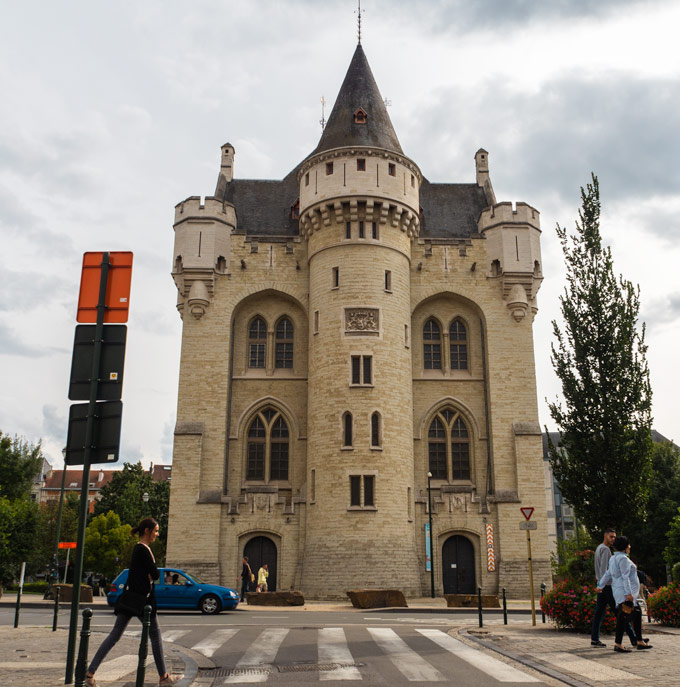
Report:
85,517,182,686
597,535,652,653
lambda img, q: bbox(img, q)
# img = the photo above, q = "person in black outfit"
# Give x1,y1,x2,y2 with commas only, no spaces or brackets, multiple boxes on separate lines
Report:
240,556,252,601
85,518,182,687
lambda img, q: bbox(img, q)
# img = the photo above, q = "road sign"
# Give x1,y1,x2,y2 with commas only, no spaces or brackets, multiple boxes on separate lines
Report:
520,521,538,530
68,325,127,400
58,542,77,549
76,251,133,323
520,507,535,520
65,401,122,465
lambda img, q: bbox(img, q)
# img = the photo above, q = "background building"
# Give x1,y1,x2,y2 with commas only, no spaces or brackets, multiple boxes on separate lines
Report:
167,43,551,598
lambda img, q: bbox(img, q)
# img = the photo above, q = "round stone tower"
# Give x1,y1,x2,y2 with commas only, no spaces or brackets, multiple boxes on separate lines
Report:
298,44,423,597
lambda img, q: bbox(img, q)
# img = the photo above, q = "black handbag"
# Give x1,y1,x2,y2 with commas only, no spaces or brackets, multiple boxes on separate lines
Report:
115,585,151,617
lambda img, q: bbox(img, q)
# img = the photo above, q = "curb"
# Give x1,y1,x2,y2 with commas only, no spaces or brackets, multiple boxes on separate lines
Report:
459,628,589,687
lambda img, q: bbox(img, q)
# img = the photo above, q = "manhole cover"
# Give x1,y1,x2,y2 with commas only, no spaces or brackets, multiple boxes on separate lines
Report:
278,663,363,673
198,666,270,678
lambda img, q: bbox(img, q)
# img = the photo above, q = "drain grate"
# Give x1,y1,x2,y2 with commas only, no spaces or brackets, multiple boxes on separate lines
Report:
197,666,270,678
278,663,363,673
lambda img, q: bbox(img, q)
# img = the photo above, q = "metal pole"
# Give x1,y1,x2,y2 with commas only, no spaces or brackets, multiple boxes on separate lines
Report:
427,472,435,599
63,548,71,584
74,608,93,687
52,585,60,631
51,462,67,590
540,582,546,623
527,529,536,626
477,586,483,628
136,606,152,687
13,561,26,628
66,252,110,684
502,587,507,625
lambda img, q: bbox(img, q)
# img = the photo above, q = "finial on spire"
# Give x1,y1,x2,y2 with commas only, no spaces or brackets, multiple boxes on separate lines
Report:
320,96,326,131
355,0,364,44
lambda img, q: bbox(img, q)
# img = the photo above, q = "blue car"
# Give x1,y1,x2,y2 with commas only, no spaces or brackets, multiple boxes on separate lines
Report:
107,567,239,615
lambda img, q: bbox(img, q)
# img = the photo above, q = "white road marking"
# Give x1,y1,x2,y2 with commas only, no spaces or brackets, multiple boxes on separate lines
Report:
318,627,362,680
94,654,137,680
222,628,289,683
416,629,541,682
162,629,191,642
549,651,638,681
192,628,239,657
367,627,445,682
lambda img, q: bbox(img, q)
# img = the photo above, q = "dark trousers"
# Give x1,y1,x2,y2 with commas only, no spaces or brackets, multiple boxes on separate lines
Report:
591,586,636,644
240,577,249,601
615,604,643,645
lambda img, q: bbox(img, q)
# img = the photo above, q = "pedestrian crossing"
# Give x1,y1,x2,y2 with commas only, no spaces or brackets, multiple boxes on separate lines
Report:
122,625,543,683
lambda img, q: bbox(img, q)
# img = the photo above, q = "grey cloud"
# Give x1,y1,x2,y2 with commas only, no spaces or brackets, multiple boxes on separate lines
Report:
42,404,66,445
160,417,175,463
0,267,72,313
642,292,680,332
0,321,68,357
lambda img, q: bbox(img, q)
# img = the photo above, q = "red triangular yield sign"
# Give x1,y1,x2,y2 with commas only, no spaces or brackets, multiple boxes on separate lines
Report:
520,507,534,520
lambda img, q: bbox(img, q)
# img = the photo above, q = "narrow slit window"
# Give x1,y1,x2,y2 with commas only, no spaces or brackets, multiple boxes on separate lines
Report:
363,476,374,507
326,162,334,175
359,221,364,238
350,475,361,506
332,266,339,288
388,163,396,176
344,412,353,448
363,356,372,385
305,172,309,187
385,270,392,291
372,222,378,239
371,412,381,447
357,158,366,171
314,310,319,334
346,221,351,239
351,356,361,384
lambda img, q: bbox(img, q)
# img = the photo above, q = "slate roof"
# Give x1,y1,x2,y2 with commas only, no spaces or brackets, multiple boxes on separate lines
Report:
418,180,488,239
312,43,402,156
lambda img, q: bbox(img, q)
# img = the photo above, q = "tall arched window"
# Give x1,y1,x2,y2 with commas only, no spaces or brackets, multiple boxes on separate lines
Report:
248,317,267,368
423,320,441,369
371,412,381,448
343,412,353,447
428,408,471,481
449,319,468,370
275,317,294,369
246,407,290,481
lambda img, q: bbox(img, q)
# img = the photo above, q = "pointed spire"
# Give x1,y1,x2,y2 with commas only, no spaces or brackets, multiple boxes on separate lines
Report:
312,44,403,156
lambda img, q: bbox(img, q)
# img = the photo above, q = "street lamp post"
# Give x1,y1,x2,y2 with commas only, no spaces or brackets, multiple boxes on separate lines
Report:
142,492,149,505
51,448,68,589
427,471,435,599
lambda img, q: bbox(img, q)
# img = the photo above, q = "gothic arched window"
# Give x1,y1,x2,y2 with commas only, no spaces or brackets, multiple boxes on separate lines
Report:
449,319,468,370
275,317,294,369
248,317,267,368
427,408,471,481
423,319,441,369
246,407,290,482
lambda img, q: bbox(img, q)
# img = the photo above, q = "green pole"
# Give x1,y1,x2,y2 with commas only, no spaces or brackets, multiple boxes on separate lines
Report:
51,461,67,588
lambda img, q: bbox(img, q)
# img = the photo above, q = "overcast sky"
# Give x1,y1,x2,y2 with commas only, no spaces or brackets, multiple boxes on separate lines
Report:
1,0,679,469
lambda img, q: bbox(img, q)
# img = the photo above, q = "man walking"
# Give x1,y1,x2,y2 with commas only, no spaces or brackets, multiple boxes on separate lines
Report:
591,528,636,647
240,556,253,602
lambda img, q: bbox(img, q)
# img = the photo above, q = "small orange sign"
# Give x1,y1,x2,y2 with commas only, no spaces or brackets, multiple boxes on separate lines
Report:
76,252,133,323
58,542,77,549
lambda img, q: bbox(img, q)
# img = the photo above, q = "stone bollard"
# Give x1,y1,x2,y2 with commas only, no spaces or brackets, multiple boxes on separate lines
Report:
53,585,60,632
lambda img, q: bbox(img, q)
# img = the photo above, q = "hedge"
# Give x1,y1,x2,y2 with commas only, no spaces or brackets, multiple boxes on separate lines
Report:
647,583,680,627
540,579,615,633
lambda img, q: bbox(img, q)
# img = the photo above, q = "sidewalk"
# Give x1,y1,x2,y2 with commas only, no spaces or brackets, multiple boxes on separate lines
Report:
460,618,680,687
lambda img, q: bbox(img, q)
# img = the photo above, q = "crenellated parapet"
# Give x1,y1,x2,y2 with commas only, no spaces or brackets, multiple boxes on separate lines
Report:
479,202,543,322
172,196,236,319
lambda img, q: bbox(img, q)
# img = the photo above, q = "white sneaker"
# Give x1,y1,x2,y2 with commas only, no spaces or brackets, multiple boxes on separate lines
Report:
159,674,183,686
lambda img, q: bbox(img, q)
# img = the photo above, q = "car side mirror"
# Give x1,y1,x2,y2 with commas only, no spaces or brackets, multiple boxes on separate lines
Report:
185,581,193,586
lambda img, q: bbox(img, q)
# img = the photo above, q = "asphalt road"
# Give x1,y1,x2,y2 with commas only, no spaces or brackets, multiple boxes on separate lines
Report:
3,607,552,686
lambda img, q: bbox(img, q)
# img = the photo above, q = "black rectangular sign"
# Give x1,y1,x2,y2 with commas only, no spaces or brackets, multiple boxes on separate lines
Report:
68,325,127,401
65,401,123,465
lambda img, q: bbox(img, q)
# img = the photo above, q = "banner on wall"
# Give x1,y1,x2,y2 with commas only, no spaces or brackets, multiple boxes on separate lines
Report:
425,523,431,572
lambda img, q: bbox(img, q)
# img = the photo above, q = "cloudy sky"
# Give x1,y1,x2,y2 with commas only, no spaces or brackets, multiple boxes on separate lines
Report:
1,0,679,469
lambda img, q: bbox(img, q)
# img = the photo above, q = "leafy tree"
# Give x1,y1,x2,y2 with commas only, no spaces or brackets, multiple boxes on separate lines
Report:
93,462,169,563
84,511,133,580
0,496,39,587
548,175,653,535
631,441,680,583
665,508,680,569
0,431,43,499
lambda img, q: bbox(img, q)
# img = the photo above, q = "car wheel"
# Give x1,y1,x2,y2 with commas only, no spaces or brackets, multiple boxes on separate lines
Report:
200,594,221,615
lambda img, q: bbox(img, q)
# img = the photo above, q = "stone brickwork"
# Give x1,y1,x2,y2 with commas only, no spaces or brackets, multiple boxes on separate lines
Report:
166,44,551,599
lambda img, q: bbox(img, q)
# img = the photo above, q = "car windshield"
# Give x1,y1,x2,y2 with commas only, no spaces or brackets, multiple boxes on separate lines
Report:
162,570,204,584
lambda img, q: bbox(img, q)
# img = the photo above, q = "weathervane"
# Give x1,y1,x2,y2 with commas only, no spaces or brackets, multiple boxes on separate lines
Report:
320,95,326,131
355,0,364,44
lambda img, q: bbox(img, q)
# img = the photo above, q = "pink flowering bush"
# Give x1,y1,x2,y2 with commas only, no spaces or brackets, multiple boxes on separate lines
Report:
647,583,680,627
540,579,614,632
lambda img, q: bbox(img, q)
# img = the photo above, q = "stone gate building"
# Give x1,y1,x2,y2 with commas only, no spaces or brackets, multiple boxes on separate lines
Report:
166,43,550,598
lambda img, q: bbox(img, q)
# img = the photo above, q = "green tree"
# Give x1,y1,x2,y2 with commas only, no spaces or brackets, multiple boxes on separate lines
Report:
665,508,680,569
84,511,133,580
548,175,653,535
0,431,43,499
93,463,169,563
632,441,680,582
0,496,39,587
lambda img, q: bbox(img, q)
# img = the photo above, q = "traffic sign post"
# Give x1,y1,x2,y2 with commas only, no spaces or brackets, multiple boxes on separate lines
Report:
519,507,536,626
64,251,132,684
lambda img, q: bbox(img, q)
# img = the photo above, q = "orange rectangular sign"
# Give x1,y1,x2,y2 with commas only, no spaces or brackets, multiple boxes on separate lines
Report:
76,252,133,323
58,542,77,549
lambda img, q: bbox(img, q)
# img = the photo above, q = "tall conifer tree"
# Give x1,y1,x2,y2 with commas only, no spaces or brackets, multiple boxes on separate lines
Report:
548,174,653,534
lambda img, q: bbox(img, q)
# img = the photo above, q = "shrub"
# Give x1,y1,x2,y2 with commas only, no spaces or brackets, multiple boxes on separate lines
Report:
6,581,49,594
540,579,615,633
672,562,680,583
647,583,680,627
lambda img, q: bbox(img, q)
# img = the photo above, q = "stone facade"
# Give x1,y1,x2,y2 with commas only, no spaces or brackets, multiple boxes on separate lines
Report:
166,44,551,598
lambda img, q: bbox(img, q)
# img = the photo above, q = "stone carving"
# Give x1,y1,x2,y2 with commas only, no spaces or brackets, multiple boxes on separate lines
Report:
345,308,379,335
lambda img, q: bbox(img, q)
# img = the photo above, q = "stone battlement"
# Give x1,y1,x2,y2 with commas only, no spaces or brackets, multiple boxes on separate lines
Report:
174,196,236,226
479,202,540,232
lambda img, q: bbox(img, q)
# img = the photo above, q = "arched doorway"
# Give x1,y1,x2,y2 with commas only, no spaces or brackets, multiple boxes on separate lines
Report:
243,536,278,591
442,535,475,594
